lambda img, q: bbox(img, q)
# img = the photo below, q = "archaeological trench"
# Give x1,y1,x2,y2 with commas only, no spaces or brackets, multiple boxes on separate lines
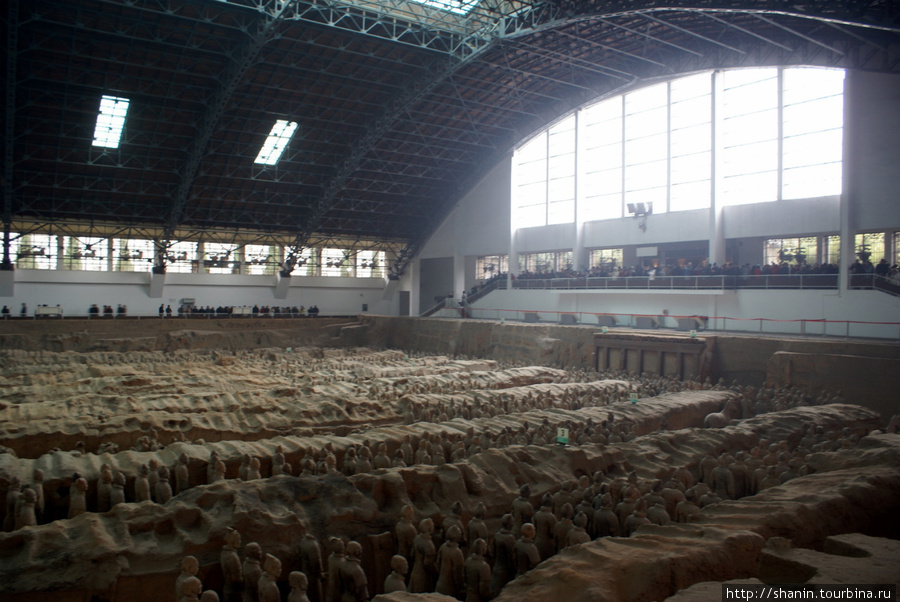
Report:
0,315,898,601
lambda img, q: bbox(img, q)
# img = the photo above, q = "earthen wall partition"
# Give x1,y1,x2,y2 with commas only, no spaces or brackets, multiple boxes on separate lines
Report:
1,315,897,415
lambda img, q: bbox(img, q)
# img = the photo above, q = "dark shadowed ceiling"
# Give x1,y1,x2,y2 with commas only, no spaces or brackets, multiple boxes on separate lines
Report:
3,0,899,275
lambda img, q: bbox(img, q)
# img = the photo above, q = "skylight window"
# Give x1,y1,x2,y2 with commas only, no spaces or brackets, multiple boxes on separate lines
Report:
408,0,478,16
254,120,298,165
92,95,130,149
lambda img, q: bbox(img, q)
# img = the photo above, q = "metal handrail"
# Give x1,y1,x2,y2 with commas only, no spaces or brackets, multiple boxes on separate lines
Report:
511,273,840,291
849,273,900,297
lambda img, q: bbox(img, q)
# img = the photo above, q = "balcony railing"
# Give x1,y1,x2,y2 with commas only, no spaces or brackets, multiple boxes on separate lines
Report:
511,273,840,291
849,274,900,297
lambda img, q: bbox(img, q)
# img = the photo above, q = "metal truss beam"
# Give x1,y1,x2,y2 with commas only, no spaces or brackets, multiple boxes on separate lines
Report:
2,0,18,270
159,0,300,272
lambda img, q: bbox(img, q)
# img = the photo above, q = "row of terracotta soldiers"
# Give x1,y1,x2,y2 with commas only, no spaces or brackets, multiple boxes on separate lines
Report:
176,540,306,602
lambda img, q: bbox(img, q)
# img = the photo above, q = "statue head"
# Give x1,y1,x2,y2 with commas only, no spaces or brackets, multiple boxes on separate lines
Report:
390,555,408,575
225,528,241,549
182,576,202,598
289,571,308,590
345,541,363,560
521,523,536,539
182,555,199,575
245,542,262,561
263,554,281,578
471,538,487,557
419,518,434,535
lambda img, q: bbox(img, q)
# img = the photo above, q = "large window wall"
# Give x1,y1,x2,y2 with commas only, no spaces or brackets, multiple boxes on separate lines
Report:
5,234,385,278
512,67,845,226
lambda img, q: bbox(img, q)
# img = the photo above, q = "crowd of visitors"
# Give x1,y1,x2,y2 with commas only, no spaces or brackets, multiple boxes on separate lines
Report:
175,304,320,317
852,257,900,280
512,260,842,281
88,304,128,317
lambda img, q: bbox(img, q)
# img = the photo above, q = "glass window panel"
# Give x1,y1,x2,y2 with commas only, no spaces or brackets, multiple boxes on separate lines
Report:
855,232,885,264
722,67,778,90
721,139,778,173
115,238,154,272
203,242,238,274
783,68,845,103
321,248,352,277
356,250,385,278
583,116,622,148
671,124,711,156
476,255,508,279
548,200,574,225
165,241,196,273
516,181,546,208
517,204,545,229
583,97,622,124
582,193,623,221
783,130,843,168
548,156,575,179
625,83,667,114
548,176,574,203
15,234,55,270
764,237,818,265
288,247,316,276
63,236,106,271
721,172,778,205
515,158,547,185
625,133,667,163
826,235,841,264
625,160,667,190
589,248,624,269
583,143,622,168
516,132,546,162
583,168,622,196
783,96,844,133
671,153,711,184
92,95,130,149
624,186,666,210
670,180,711,211
723,75,778,116
670,72,711,101
802,160,846,196
625,107,666,139
722,110,778,145
671,96,711,128
244,244,279,275
549,122,575,152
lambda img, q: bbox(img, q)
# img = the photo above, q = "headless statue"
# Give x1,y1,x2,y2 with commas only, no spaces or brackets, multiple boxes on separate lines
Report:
68,477,88,519
242,542,263,602
221,528,243,602
176,556,200,602
383,555,408,594
257,554,282,602
288,571,311,602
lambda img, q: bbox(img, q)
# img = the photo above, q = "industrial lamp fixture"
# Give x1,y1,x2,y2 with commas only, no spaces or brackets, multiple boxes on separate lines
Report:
627,202,653,231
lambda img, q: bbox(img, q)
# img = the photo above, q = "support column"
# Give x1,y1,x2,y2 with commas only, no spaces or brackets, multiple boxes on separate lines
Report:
839,70,858,294
709,70,726,266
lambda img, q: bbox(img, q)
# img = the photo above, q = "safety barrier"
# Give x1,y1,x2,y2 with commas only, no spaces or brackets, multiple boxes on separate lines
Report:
511,273,840,291
462,307,900,340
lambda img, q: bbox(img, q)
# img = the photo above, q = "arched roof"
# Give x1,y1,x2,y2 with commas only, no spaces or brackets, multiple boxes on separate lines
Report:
3,0,899,275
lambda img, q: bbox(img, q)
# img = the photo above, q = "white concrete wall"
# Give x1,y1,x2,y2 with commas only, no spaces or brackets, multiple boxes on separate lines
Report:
5,269,395,317
467,287,900,340
847,70,900,231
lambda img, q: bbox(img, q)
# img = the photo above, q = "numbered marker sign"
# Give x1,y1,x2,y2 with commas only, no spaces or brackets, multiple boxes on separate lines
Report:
556,427,569,445
601,326,608,333
690,329,697,338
